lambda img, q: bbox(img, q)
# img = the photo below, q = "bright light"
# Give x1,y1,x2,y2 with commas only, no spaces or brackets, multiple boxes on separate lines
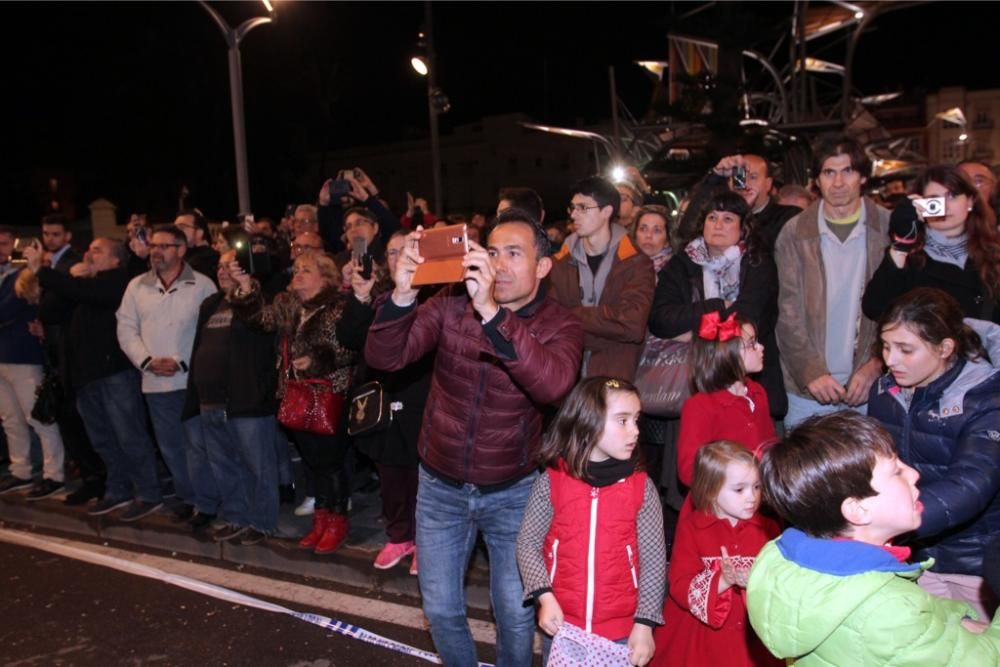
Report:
411,56,429,76
854,10,864,19
261,0,274,12
611,165,626,182
959,133,969,142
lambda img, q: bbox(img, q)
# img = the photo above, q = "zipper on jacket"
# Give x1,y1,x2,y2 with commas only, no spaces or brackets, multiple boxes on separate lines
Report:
586,487,598,633
626,544,638,589
463,364,488,479
548,539,559,583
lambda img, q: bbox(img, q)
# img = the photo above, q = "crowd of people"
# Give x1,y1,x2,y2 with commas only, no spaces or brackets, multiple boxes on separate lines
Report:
1,138,1000,665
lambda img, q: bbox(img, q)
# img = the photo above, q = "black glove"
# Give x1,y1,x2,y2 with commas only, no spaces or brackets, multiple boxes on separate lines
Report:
889,199,922,253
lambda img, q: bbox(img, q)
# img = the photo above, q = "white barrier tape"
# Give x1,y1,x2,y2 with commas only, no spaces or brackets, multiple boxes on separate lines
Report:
0,528,495,667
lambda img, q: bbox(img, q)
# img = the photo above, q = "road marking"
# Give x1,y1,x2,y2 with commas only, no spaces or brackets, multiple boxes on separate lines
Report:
0,528,505,649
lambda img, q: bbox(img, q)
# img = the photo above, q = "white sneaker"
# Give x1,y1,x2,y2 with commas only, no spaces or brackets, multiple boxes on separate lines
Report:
294,496,316,517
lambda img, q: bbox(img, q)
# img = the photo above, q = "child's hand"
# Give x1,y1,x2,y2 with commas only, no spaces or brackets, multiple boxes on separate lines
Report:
961,617,989,634
720,546,751,589
537,592,564,636
627,623,655,666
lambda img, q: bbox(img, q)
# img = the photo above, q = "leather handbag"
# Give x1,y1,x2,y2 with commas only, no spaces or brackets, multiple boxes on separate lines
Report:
347,380,393,436
633,331,690,418
277,337,343,436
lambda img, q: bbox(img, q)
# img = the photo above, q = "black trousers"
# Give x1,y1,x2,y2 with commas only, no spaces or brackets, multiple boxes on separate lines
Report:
292,429,350,514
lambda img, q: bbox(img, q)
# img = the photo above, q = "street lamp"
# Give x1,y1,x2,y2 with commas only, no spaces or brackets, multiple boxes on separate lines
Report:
199,1,275,217
411,4,448,215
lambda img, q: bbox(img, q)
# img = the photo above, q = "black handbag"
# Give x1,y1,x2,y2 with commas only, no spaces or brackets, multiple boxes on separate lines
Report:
31,368,63,425
347,381,393,436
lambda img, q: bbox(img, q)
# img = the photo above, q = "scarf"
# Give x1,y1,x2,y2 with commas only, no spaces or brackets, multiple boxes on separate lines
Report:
650,247,672,279
685,237,744,301
923,228,968,269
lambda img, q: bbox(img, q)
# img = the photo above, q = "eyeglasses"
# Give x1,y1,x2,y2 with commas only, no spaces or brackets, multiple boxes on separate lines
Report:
148,243,183,251
567,203,602,214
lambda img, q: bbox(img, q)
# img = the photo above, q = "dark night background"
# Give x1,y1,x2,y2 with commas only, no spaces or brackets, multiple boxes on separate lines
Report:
5,1,1000,224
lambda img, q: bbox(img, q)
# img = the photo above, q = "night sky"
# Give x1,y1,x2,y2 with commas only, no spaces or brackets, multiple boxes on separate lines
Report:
5,1,1000,224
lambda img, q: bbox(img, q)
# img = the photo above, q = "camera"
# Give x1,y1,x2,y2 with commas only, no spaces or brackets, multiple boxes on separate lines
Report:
352,236,373,281
328,179,352,198
731,166,747,190
10,237,40,266
913,196,946,218
232,231,272,277
135,227,148,245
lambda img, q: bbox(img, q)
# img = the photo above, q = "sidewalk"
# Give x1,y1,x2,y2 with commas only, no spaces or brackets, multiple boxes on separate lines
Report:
0,478,494,612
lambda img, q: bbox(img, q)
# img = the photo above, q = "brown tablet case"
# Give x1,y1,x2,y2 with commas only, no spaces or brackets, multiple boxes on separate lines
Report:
412,224,468,286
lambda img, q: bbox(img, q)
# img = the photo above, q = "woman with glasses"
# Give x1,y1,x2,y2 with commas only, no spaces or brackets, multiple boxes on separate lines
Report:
229,251,357,555
648,191,786,423
863,164,1000,324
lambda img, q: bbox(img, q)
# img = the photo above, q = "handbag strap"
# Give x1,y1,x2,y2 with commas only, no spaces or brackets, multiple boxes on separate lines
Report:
281,336,294,380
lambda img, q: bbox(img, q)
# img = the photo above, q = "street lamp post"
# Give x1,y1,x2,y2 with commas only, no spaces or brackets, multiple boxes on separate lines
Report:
413,1,445,214
199,1,274,217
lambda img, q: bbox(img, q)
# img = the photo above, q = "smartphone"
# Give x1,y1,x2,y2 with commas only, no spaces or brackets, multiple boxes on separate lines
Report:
352,237,373,280
10,237,40,265
731,166,747,190
412,224,469,286
232,231,271,277
135,227,148,245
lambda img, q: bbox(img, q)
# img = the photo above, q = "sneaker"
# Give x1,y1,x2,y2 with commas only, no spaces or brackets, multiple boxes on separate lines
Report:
172,503,197,522
211,524,248,543
374,540,416,570
87,496,133,516
0,476,34,495
409,548,418,576
236,528,267,546
189,512,217,531
64,481,105,506
294,496,315,517
120,500,163,522
26,479,65,501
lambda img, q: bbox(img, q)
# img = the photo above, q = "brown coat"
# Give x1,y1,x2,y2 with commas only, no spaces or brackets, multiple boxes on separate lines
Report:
548,233,655,382
773,197,890,397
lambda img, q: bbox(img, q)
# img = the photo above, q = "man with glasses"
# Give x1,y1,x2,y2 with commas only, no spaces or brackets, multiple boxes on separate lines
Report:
175,210,219,284
263,231,324,298
117,225,218,523
678,153,801,252
548,176,654,382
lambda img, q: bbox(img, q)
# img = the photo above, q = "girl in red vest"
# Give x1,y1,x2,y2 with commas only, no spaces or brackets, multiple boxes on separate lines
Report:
516,376,666,666
676,312,776,487
651,441,781,667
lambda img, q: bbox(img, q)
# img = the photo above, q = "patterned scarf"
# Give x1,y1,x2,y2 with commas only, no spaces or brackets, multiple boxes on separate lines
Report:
923,228,968,269
685,237,744,301
650,247,672,280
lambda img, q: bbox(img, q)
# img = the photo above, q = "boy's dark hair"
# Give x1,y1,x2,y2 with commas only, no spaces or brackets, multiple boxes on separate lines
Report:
41,213,70,230
178,209,209,238
537,376,641,480
570,176,621,222
498,187,545,223
760,412,895,538
811,134,871,181
492,207,549,258
151,224,188,246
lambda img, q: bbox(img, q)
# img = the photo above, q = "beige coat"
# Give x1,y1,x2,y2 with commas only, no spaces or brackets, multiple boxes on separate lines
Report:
773,196,890,397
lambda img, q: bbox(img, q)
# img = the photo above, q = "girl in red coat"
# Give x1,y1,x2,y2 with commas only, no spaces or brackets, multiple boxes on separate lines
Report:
676,312,776,487
516,377,667,666
652,441,781,667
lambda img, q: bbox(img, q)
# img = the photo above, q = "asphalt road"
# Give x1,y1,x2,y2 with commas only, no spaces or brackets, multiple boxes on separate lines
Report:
0,541,485,667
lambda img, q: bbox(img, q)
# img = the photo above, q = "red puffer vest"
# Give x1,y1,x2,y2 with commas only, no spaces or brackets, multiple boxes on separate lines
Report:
543,460,647,640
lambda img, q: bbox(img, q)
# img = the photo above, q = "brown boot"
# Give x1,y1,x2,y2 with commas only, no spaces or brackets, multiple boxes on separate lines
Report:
298,509,329,550
314,512,349,555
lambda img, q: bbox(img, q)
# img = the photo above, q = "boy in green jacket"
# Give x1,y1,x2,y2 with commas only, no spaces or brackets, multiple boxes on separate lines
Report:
747,411,1000,665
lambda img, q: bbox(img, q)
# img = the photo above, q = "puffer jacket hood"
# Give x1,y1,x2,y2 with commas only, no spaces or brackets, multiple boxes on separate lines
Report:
749,529,926,658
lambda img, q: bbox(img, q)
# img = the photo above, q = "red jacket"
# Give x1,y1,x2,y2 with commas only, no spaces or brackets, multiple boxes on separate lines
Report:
545,462,647,640
651,502,781,667
676,380,776,487
364,285,583,486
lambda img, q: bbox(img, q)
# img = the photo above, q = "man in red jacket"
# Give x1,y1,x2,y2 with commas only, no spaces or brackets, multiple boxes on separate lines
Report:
365,208,583,667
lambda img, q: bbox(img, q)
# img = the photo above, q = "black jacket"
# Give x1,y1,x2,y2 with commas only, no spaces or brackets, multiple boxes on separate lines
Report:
338,290,433,467
648,250,786,418
862,250,1000,323
182,292,279,420
36,266,132,389
186,245,220,286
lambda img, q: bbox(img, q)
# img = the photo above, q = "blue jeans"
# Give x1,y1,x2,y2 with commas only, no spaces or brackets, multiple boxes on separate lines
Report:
76,369,161,503
228,414,279,533
416,465,537,667
145,390,214,509
784,393,866,430
183,411,241,525
273,428,293,487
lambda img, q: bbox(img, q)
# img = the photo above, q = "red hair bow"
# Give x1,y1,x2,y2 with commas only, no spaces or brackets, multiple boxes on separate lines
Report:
698,311,740,342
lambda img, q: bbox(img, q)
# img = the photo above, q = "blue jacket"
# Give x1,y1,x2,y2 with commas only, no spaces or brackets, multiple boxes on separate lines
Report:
0,267,44,365
868,319,1000,576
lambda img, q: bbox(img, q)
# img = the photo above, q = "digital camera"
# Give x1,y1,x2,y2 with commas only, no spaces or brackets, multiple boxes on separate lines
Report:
731,166,747,190
913,196,946,218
